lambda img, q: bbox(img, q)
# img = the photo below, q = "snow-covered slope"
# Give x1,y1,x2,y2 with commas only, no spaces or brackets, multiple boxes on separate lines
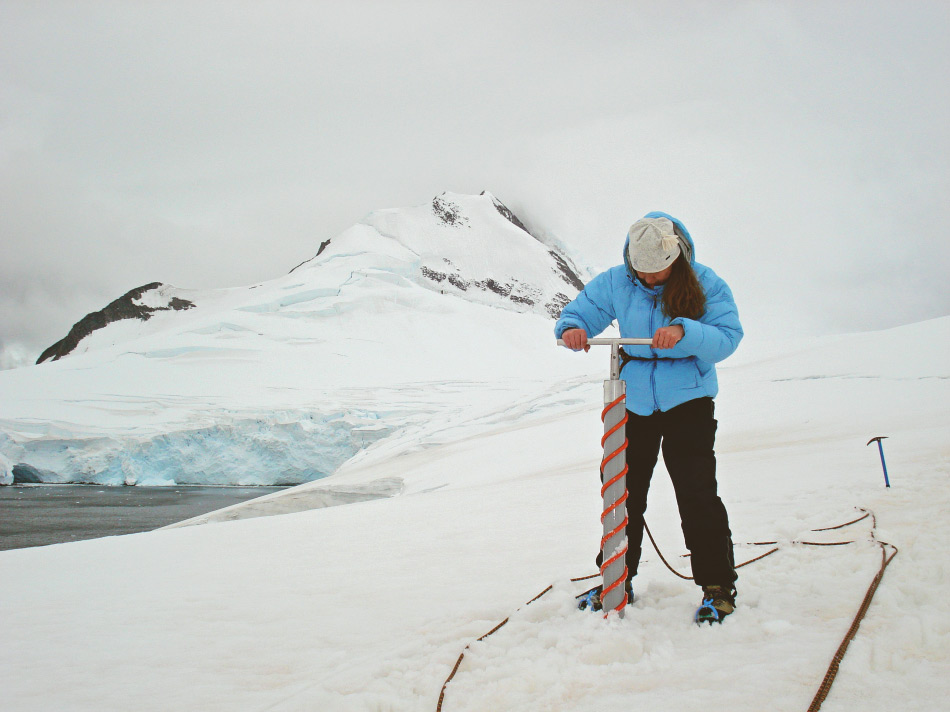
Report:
0,192,586,486
0,317,947,711
2,189,948,709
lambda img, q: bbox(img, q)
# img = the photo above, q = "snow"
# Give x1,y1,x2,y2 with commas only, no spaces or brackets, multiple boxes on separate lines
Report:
132,285,177,311
0,193,585,486
1,320,947,711
0,193,948,710
0,446,12,485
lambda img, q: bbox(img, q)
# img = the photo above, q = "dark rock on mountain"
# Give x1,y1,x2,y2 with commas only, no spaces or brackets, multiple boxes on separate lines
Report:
432,195,470,227
289,239,332,274
417,193,585,319
37,283,195,364
548,250,585,292
482,191,530,234
35,192,585,366
544,293,572,319
481,192,585,293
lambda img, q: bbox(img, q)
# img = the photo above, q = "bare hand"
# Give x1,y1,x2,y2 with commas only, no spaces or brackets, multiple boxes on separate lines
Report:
652,325,684,350
561,328,590,352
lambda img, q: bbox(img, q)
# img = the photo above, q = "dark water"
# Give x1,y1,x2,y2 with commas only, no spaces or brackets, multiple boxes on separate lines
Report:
0,485,288,551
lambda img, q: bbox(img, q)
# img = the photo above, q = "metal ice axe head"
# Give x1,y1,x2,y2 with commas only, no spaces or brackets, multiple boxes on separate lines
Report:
866,436,891,488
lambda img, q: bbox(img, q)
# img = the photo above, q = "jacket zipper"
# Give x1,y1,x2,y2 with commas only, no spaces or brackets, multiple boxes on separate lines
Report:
650,293,659,412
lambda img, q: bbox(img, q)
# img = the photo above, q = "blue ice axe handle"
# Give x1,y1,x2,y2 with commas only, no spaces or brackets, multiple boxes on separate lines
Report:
866,436,891,487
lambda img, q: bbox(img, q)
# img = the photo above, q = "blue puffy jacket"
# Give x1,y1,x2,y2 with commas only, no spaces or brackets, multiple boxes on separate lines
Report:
555,212,743,415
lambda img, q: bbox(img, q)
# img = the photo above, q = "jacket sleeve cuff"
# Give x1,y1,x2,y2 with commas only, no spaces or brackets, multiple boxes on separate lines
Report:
671,317,701,353
555,321,582,339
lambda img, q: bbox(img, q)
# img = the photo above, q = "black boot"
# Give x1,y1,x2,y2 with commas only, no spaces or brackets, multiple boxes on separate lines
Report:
695,585,737,624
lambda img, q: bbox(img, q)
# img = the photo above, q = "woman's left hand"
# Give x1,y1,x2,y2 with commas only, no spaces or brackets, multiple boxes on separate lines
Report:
652,325,685,350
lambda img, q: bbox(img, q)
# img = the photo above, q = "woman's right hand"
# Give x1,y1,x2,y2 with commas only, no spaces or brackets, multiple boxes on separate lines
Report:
561,328,590,352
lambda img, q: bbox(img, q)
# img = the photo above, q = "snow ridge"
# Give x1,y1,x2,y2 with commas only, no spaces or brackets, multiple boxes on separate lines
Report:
37,283,195,363
1,192,588,485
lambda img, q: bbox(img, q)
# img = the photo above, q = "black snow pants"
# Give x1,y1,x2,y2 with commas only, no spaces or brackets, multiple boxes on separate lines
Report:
596,396,737,588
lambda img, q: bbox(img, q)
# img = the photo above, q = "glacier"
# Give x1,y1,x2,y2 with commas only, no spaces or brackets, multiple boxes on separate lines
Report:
0,192,588,486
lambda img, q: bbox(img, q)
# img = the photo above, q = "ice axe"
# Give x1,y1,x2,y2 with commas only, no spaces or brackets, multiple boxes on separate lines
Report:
556,337,652,618
866,436,891,488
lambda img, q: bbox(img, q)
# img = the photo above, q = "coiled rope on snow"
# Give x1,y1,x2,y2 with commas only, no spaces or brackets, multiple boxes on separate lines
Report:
435,508,897,712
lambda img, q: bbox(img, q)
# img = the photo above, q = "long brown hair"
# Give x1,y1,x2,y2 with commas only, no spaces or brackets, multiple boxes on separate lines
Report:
662,257,706,320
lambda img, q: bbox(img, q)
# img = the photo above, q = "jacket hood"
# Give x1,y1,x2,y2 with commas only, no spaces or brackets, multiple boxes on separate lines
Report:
623,211,696,281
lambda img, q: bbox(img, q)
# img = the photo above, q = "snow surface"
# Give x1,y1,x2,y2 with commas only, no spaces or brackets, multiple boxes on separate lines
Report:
131,284,180,311
0,192,948,709
1,313,948,709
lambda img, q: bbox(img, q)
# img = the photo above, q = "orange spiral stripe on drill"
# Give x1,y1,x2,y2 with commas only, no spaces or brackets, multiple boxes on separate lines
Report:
601,491,628,523
600,462,627,496
600,395,628,493
600,516,629,553
600,547,629,613
600,394,627,433
600,573,629,605
600,445,627,477
601,416,626,448
600,393,629,618
601,393,626,417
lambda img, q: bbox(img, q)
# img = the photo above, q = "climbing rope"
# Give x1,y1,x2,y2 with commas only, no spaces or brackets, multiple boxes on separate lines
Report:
642,520,780,580
807,510,898,711
812,512,870,531
642,514,869,582
435,508,896,712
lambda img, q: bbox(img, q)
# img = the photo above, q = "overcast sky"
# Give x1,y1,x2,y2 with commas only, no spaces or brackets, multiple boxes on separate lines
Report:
2,1,948,368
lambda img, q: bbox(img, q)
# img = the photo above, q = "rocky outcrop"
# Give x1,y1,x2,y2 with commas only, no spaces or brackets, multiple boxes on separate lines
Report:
421,192,585,317
35,192,585,367
482,192,585,293
289,239,332,274
37,283,195,364
548,250,585,293
482,191,530,234
432,195,470,227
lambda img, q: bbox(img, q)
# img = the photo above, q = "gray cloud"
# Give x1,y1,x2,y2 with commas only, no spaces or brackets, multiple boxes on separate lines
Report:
1,1,948,366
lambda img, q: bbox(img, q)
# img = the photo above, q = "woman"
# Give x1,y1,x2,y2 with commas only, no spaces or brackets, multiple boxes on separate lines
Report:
556,212,743,622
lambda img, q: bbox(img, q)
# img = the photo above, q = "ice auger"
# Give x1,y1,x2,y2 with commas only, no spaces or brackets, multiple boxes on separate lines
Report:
557,337,652,618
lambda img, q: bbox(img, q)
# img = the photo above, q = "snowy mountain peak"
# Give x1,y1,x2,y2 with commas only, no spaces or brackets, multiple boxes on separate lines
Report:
5,192,590,485
37,193,584,364
294,191,584,319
